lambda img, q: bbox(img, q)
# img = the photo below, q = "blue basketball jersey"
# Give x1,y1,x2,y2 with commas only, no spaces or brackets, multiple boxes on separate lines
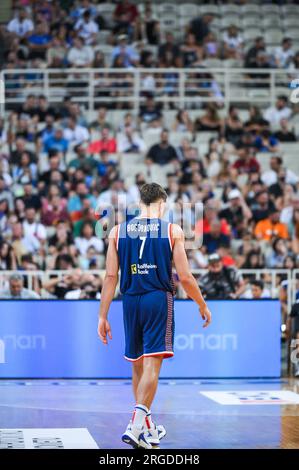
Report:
117,217,174,295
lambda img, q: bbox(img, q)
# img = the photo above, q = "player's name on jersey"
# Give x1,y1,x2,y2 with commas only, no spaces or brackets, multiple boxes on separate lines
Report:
127,222,160,233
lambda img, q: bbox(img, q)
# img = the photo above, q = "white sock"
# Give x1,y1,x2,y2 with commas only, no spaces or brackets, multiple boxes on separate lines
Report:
145,410,154,429
132,403,148,429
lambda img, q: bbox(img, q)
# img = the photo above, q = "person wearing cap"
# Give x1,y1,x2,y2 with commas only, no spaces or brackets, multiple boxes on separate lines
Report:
219,188,252,238
254,208,289,242
111,34,139,68
198,253,244,300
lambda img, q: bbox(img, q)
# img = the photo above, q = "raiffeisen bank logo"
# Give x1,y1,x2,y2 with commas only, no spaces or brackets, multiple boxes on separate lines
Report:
289,79,299,104
0,339,5,363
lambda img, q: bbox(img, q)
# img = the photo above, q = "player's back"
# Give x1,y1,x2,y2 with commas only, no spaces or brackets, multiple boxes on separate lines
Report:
117,217,173,295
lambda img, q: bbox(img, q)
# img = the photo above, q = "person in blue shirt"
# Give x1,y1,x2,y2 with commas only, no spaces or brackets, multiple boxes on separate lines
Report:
254,129,280,152
44,128,68,154
28,21,52,60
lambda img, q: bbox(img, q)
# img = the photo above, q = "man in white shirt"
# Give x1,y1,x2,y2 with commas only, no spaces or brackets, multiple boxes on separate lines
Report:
275,37,294,69
63,117,90,146
74,10,99,45
117,125,146,153
261,155,299,186
75,221,104,256
97,178,131,212
67,36,94,67
263,96,292,127
7,8,34,38
23,207,47,243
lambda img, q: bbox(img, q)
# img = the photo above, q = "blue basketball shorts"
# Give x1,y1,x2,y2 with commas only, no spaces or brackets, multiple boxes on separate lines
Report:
122,290,175,362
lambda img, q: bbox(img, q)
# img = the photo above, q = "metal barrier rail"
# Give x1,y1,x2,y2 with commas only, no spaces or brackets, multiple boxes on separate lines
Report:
0,67,292,117
0,268,292,308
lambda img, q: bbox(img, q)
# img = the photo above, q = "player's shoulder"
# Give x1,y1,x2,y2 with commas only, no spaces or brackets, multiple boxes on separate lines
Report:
109,224,120,239
170,223,184,240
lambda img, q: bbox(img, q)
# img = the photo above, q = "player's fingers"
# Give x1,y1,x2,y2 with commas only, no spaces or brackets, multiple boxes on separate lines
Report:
107,329,112,340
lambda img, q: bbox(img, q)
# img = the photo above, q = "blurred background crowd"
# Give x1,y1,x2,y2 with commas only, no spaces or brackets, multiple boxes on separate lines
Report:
0,0,299,326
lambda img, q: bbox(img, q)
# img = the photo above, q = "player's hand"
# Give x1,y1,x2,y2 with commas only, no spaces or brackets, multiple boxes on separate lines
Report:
98,318,112,344
199,304,212,328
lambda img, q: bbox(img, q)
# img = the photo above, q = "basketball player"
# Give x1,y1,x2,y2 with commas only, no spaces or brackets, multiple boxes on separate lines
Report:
98,183,211,449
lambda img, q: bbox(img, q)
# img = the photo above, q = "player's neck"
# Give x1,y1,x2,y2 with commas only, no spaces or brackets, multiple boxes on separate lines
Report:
139,209,161,219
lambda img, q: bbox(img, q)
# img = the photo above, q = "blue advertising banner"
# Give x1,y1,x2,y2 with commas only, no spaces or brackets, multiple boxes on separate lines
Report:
0,300,281,378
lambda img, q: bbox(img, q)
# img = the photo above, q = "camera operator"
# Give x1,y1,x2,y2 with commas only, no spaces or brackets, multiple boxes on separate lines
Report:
199,253,245,299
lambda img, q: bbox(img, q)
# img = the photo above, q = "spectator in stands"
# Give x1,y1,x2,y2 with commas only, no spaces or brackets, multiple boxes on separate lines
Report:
244,36,266,68
41,193,69,227
139,94,162,128
117,125,146,153
254,208,289,241
275,37,294,69
88,127,117,155
220,189,252,239
203,31,220,59
0,273,40,299
97,178,129,212
158,31,180,67
44,128,68,154
181,33,203,68
89,107,112,132
199,253,244,299
67,36,94,67
0,176,14,211
254,129,280,153
65,273,102,299
189,14,213,45
47,36,67,67
27,21,52,61
222,25,244,60
63,117,90,146
261,156,298,187
113,0,139,40
274,118,297,142
244,105,269,133
75,221,104,257
6,7,34,38
194,104,223,134
264,95,292,127
10,221,40,262
232,148,260,175
244,280,271,299
23,206,47,245
0,240,17,270
43,268,82,299
172,110,193,133
111,34,139,68
224,105,244,145
250,189,276,223
202,219,230,254
74,9,99,46
67,181,97,221
287,50,299,79
266,237,288,268
241,248,265,269
146,129,178,166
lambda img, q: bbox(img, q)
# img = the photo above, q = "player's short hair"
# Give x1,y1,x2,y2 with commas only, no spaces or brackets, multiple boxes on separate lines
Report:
140,183,167,205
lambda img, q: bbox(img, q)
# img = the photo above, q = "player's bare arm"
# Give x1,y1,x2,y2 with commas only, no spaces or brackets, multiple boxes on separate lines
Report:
97,225,119,344
172,224,212,328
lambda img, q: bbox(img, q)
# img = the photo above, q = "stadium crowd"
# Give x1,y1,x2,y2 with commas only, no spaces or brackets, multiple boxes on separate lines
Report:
0,1,299,305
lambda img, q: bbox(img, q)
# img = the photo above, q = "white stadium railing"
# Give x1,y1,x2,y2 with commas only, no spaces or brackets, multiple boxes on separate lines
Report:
0,269,293,309
0,67,294,117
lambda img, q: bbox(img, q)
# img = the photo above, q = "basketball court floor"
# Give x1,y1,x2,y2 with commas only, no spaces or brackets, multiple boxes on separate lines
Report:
0,379,298,449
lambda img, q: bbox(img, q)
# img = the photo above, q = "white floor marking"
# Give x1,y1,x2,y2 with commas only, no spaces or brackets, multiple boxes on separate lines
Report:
0,428,99,449
201,390,299,405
